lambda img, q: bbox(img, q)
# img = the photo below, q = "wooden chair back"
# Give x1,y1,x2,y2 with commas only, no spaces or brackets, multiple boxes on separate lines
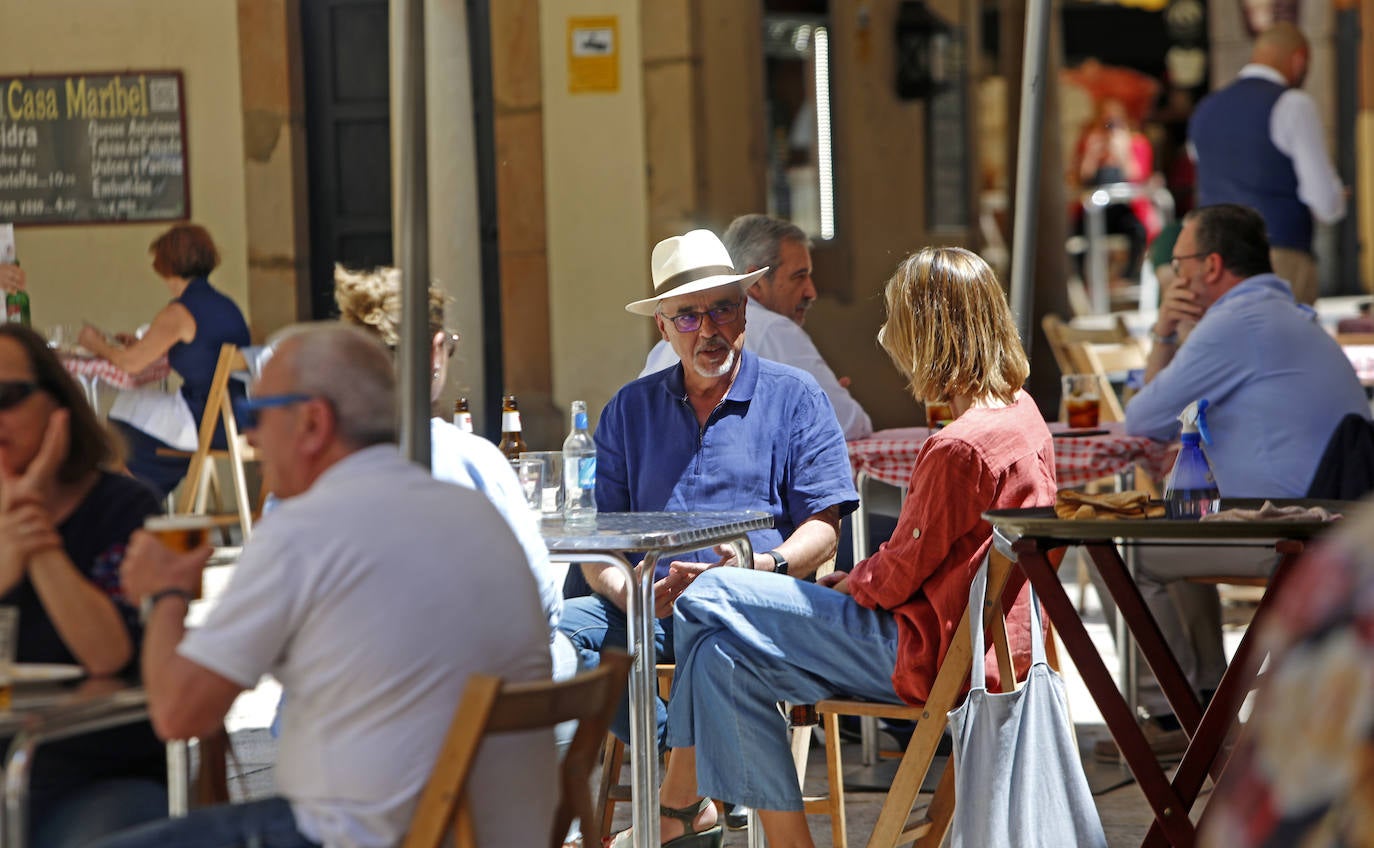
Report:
1067,338,1148,423
176,343,257,538
1041,314,1132,378
402,651,633,848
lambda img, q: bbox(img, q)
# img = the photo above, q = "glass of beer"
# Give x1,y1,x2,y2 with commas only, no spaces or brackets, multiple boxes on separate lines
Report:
144,515,217,600
1061,374,1102,428
0,607,18,710
925,400,955,430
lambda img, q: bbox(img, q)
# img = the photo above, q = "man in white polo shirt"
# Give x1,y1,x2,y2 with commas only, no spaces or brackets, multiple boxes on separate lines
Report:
98,323,555,848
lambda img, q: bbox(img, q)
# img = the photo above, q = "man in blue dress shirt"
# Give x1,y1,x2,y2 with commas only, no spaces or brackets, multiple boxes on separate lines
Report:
1114,203,1369,758
559,229,858,759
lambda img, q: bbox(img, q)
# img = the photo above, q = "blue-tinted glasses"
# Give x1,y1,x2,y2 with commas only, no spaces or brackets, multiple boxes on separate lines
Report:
658,301,742,333
233,393,313,429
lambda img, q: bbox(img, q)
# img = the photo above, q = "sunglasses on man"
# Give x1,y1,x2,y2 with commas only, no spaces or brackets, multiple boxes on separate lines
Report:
657,301,743,333
232,393,314,429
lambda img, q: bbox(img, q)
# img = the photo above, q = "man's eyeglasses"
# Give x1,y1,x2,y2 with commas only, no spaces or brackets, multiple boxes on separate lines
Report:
233,393,314,429
658,301,742,333
0,381,42,411
1170,252,1209,274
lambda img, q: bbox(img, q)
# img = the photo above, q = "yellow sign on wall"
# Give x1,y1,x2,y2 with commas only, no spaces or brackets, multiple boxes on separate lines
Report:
567,16,618,94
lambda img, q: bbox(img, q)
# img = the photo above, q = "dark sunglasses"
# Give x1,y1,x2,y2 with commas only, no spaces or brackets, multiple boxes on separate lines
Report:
0,381,43,411
657,301,743,333
232,393,313,429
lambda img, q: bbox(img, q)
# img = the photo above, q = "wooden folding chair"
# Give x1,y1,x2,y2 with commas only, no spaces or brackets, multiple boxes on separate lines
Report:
168,343,259,540
791,550,1023,848
403,651,633,848
1067,338,1149,424
1041,313,1132,380
596,663,676,837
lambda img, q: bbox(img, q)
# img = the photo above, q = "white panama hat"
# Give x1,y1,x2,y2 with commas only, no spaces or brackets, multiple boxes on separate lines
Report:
625,229,769,316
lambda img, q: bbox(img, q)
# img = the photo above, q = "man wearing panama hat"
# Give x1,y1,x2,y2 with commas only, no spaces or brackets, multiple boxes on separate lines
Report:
560,228,858,772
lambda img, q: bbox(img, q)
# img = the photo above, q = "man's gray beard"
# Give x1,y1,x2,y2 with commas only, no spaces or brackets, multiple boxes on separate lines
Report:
691,345,736,379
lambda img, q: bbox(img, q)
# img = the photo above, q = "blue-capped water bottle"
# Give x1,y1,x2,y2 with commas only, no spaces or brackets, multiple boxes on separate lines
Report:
1163,399,1220,519
562,400,597,527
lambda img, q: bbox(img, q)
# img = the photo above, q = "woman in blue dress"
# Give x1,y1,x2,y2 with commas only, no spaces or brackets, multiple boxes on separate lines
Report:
79,224,250,498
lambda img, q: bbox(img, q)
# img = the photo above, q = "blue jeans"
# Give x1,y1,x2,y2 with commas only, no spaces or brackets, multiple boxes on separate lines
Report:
90,797,317,848
558,594,675,748
32,778,167,848
668,568,902,811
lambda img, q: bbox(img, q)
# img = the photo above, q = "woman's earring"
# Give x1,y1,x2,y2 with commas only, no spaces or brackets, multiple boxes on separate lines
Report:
432,368,440,379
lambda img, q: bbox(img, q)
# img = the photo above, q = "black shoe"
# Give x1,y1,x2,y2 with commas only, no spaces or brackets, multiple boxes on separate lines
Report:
724,803,750,831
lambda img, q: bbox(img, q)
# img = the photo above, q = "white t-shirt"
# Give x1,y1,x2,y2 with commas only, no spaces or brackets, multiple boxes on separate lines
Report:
429,417,561,634
641,297,873,440
179,446,556,848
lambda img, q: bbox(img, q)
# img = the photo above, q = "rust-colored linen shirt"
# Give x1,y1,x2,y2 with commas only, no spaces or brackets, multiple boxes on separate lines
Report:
847,391,1057,705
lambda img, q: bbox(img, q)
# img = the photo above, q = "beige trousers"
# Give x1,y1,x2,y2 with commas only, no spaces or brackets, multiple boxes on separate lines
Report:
1270,247,1318,304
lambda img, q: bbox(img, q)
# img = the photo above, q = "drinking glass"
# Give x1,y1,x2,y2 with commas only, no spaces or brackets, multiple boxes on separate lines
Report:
925,400,954,430
521,451,564,523
144,515,217,600
1061,374,1102,428
513,457,543,512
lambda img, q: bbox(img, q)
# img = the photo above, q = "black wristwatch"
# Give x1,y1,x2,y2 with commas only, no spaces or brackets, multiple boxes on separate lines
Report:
766,549,789,576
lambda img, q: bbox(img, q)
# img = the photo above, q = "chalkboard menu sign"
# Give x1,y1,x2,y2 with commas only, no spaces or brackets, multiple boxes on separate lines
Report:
0,71,189,225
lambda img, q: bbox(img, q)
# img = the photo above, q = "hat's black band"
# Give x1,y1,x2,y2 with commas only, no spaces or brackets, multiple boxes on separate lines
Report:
655,264,738,293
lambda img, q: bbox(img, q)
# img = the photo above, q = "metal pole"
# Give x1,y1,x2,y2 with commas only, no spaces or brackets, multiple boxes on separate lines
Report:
393,0,432,469
1006,0,1053,354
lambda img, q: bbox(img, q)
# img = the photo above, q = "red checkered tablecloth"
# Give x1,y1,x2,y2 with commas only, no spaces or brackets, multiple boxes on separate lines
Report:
848,423,1173,489
1343,344,1374,386
59,352,171,390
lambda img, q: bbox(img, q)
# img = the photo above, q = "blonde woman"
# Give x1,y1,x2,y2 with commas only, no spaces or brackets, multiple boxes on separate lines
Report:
613,247,1058,847
333,265,574,682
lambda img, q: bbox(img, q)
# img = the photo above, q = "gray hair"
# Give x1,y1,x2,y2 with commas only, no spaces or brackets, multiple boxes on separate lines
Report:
721,214,811,279
267,322,398,448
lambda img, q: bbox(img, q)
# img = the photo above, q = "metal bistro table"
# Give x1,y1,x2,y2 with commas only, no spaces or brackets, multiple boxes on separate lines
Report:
543,511,773,847
0,678,155,847
985,500,1351,847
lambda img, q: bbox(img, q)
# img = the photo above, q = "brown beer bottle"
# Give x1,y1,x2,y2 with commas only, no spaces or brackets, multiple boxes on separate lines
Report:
497,394,528,460
453,397,474,433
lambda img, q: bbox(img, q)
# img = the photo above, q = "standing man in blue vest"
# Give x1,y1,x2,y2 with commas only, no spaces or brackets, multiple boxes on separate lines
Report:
1188,23,1344,304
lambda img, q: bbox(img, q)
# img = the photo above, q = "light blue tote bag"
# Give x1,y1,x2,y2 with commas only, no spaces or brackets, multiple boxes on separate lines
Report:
947,557,1107,848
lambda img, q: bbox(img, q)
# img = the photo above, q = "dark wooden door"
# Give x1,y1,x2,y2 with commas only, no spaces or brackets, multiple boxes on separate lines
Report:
301,0,393,318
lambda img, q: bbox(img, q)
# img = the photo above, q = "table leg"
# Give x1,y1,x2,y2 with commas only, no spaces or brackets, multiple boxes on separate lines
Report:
635,552,661,847
167,739,190,817
1013,539,1195,845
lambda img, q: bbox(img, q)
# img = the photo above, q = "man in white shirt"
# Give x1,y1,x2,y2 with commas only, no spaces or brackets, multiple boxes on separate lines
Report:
1188,23,1345,304
641,214,873,440
99,324,556,848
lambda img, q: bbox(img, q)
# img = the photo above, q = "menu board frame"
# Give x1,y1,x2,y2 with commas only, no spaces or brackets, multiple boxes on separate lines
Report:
0,69,191,227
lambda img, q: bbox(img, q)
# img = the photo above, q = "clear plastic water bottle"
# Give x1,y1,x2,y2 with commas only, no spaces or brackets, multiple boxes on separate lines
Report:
562,400,596,527
1163,399,1220,519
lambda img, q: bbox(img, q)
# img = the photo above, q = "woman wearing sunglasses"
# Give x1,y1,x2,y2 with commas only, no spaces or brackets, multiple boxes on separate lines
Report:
78,223,251,498
0,325,169,847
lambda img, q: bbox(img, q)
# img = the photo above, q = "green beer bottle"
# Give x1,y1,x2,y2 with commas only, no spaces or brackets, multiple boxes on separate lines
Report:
4,287,28,326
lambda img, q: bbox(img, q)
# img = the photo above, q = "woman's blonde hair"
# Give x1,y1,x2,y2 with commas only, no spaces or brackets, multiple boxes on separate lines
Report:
878,246,1028,405
333,264,446,347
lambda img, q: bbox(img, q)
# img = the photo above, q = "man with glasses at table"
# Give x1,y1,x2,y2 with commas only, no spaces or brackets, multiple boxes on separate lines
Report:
1111,203,1369,761
639,214,872,441
97,323,557,848
560,229,858,820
